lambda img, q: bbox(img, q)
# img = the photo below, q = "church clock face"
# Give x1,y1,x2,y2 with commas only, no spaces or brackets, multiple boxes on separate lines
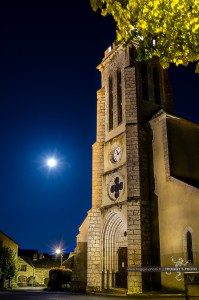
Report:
108,173,124,201
113,146,122,162
110,143,122,164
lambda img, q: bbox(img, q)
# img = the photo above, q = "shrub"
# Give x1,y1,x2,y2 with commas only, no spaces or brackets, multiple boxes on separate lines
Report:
47,268,72,291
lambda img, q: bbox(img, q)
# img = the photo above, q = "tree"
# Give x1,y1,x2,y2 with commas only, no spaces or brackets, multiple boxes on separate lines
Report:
0,246,17,288
90,0,199,72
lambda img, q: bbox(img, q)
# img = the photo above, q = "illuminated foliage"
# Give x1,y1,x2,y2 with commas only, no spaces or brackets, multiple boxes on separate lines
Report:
90,0,199,72
48,268,72,290
0,246,17,287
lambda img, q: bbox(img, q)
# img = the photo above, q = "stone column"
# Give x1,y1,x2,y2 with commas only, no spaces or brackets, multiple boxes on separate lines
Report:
92,88,105,209
87,208,101,291
127,201,142,294
124,65,143,294
87,87,105,291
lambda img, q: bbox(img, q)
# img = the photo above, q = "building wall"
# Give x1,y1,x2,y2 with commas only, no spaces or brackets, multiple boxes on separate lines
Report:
0,231,18,257
17,257,34,286
71,217,88,291
150,113,199,291
18,257,50,286
0,231,18,288
167,117,199,184
35,268,49,285
86,80,106,291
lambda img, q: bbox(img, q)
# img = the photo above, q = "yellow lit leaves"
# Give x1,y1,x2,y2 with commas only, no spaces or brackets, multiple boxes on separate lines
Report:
90,0,199,72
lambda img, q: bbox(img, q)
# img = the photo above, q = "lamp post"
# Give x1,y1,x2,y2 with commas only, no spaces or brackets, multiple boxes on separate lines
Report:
55,248,63,266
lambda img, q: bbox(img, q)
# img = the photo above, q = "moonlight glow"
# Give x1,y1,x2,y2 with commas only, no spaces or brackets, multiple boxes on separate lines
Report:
47,157,57,168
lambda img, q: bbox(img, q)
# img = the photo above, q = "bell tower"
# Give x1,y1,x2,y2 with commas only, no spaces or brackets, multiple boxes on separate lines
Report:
87,43,173,294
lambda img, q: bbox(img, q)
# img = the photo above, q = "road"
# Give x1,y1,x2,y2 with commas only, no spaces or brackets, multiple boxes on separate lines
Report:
0,289,186,300
1,290,120,300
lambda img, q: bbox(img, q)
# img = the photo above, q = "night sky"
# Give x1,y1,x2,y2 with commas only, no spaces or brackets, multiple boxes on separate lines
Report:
0,1,198,254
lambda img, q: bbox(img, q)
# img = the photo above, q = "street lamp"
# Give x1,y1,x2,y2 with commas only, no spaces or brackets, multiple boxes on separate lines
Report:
55,248,63,266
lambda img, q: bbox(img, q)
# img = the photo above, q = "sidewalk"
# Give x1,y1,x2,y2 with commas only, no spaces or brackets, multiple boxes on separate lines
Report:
89,288,186,298
7,287,47,292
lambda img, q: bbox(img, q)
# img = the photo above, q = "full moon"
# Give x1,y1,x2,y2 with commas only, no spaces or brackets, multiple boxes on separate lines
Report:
47,157,57,168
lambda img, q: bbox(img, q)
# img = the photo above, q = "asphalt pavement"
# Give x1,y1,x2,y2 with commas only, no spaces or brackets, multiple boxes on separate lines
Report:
0,287,187,300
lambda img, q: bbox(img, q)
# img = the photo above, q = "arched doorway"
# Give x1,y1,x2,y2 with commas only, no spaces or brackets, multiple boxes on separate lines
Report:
102,209,127,289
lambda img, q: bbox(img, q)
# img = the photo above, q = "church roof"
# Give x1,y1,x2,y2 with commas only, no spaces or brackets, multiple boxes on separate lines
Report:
150,108,199,127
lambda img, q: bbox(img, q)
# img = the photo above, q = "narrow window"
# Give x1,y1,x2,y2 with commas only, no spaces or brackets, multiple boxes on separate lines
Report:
117,70,123,125
141,63,149,101
109,76,113,131
187,231,193,263
129,46,137,65
19,265,27,272
153,68,161,104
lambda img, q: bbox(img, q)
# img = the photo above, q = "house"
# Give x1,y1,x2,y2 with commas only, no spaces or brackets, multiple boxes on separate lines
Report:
0,230,18,255
17,249,69,286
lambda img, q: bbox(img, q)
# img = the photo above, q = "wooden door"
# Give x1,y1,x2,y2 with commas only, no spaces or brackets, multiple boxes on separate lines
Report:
115,247,127,288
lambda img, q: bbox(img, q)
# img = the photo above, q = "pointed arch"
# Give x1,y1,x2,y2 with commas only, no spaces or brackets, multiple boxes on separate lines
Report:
102,209,127,289
183,226,196,263
186,231,193,263
117,69,123,125
108,75,113,131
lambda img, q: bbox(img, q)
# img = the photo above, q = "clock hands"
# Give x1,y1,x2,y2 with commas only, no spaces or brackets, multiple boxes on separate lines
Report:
113,147,122,163
116,148,121,155
111,144,122,163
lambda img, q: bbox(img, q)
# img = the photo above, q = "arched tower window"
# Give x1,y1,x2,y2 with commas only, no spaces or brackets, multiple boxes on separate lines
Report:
141,63,149,101
129,46,137,65
183,226,196,264
117,69,123,125
187,231,193,263
109,75,113,131
153,67,161,104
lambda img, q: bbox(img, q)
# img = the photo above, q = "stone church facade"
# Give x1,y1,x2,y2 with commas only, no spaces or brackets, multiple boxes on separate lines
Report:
71,43,199,294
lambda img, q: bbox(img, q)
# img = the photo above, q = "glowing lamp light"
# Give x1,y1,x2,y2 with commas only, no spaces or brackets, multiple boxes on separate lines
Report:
46,157,57,168
55,248,61,255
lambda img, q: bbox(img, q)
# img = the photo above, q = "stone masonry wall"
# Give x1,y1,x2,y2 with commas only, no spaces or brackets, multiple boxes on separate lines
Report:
127,202,142,293
18,257,49,286
124,65,143,294
92,88,105,209
87,208,101,291
162,69,174,113
138,125,153,291
87,86,105,291
71,242,87,291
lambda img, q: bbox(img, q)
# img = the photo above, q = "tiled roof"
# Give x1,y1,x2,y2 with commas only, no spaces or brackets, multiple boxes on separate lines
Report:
19,252,69,269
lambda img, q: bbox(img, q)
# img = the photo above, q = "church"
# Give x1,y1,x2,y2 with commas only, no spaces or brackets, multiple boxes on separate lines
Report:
71,42,199,294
